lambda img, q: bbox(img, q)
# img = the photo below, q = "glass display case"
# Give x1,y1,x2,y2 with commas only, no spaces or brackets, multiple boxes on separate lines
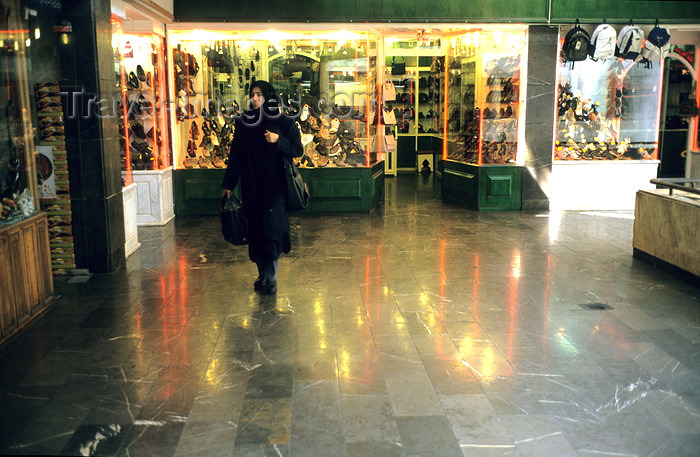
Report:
169,29,378,170
167,26,384,214
112,23,174,228
0,0,53,344
113,29,172,179
554,56,663,161
444,29,527,165
0,16,37,225
440,28,528,211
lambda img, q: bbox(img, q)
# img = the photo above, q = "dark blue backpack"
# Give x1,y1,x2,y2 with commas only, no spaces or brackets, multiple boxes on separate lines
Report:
647,20,671,48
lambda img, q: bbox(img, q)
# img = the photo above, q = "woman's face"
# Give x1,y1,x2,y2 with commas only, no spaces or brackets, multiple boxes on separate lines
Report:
250,87,265,109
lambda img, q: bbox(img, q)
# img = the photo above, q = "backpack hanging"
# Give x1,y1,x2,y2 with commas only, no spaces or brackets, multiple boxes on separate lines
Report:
616,20,644,60
589,22,617,61
640,20,671,68
562,20,590,67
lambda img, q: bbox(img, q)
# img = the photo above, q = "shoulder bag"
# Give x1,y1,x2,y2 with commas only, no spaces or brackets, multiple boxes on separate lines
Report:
283,157,310,212
220,194,248,245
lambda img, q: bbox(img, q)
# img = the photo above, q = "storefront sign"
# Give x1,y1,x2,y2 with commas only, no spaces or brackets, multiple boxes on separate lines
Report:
36,145,56,200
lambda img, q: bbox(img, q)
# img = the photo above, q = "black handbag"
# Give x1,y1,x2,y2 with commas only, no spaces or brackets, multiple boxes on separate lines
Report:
283,158,309,212
391,57,406,76
220,195,248,245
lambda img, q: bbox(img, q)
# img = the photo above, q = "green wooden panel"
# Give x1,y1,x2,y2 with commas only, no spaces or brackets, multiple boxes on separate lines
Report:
297,161,384,212
417,136,432,151
310,178,363,199
478,166,522,210
371,165,385,209
174,169,226,216
184,177,223,199
174,0,700,23
441,160,478,208
551,1,700,23
487,175,513,197
444,169,478,196
174,165,383,215
441,160,522,210
397,136,416,168
174,0,549,22
432,136,444,156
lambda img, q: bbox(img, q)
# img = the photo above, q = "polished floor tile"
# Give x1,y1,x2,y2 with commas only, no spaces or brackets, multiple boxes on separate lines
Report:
1,174,699,456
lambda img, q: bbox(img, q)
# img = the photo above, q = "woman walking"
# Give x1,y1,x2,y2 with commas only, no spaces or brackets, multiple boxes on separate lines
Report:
222,80,303,294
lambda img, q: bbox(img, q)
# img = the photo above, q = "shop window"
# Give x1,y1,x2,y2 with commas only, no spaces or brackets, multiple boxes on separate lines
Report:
554,57,663,161
0,2,37,225
168,29,378,169
444,29,528,165
112,26,171,182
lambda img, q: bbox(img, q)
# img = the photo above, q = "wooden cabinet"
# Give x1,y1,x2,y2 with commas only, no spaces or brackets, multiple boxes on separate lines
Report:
0,213,54,344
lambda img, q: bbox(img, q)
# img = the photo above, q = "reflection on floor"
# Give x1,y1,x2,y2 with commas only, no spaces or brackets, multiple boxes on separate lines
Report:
1,174,698,457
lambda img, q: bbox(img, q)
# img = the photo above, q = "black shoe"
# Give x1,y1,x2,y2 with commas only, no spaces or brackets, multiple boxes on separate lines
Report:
254,276,264,291
136,65,146,82
262,280,277,295
256,278,276,295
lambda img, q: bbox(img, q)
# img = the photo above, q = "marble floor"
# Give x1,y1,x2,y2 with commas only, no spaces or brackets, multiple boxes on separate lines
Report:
1,174,699,457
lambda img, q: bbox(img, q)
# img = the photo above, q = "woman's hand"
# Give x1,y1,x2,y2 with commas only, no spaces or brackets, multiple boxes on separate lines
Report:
264,130,279,143
222,189,232,199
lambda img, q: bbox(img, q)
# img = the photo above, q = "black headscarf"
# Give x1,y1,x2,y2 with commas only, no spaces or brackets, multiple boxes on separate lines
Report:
240,80,283,128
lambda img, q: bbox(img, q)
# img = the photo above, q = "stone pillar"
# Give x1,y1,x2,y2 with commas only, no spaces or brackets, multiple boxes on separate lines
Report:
522,25,559,211
60,0,126,273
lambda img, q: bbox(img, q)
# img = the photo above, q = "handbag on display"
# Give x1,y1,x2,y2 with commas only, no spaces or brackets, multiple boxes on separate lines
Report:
382,106,397,125
383,80,396,101
283,157,309,212
391,57,406,76
383,132,397,152
220,195,248,245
